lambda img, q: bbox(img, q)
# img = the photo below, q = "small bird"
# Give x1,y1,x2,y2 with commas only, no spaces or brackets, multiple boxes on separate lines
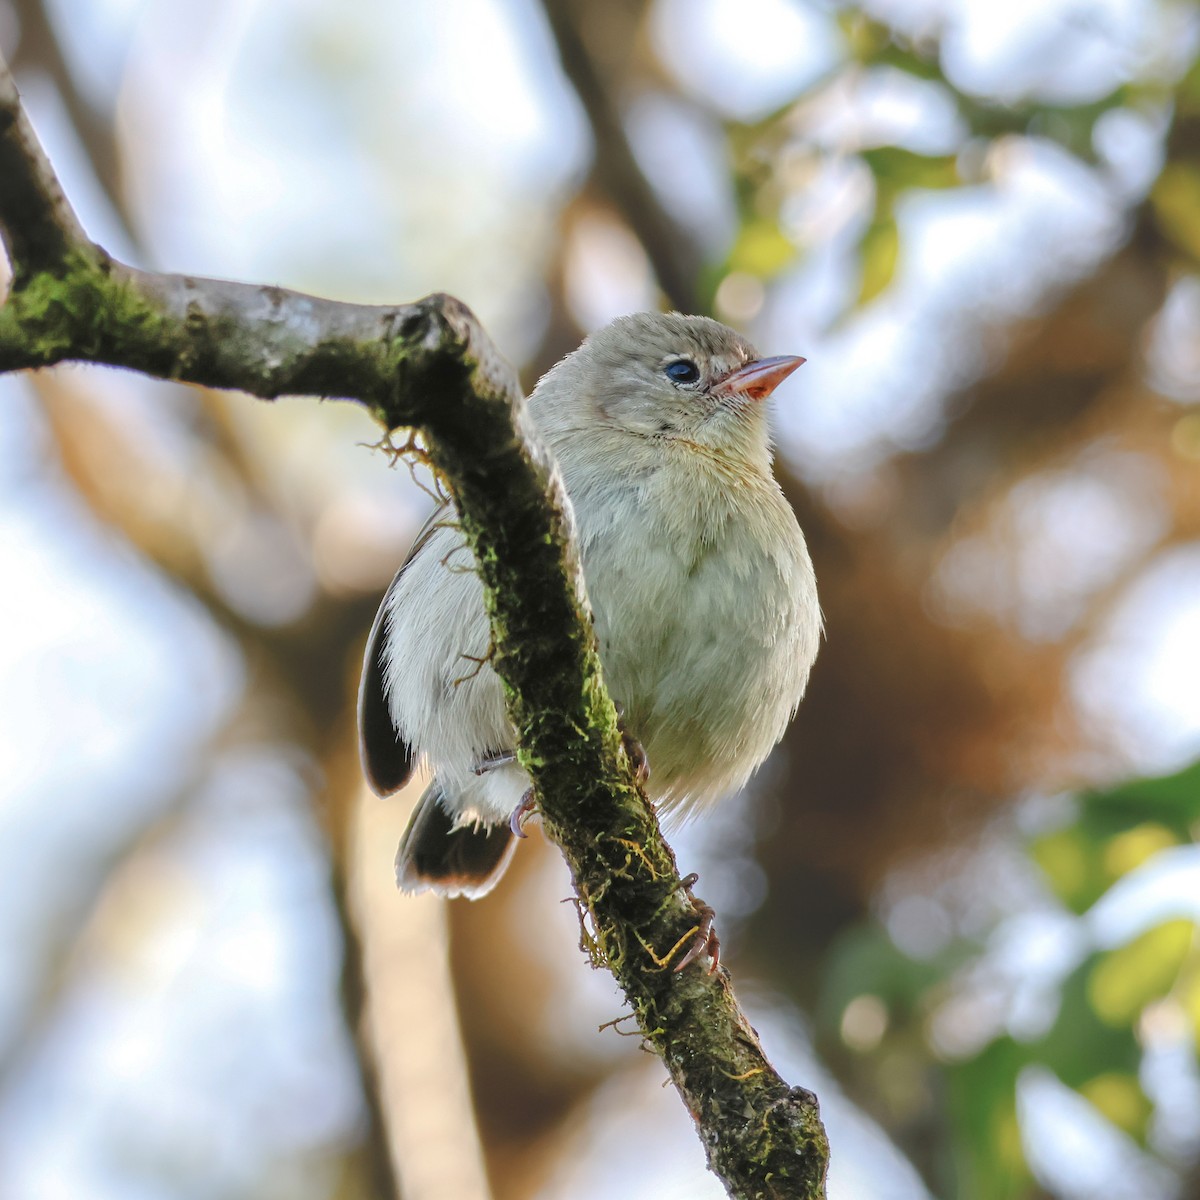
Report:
359,312,820,905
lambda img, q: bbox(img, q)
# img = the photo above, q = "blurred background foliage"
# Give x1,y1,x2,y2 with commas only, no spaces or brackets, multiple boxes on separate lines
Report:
2,0,1200,1197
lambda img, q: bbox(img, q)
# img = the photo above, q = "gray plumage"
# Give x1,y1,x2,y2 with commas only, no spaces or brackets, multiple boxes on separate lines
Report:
359,312,821,898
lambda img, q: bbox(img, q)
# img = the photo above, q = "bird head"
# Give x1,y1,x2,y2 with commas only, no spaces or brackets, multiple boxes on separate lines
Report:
530,312,804,473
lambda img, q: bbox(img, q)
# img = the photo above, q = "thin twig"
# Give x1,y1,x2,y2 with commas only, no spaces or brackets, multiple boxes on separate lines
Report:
538,0,703,313
0,57,92,278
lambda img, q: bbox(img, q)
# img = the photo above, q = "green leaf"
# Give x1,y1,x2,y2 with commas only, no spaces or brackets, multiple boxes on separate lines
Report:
1081,761,1200,840
817,923,951,1035
1078,1071,1153,1141
1033,958,1142,1087
1032,820,1180,914
1175,54,1200,115
726,219,796,279
862,147,960,194
858,217,900,304
839,12,893,64
1031,825,1111,913
1103,823,1179,876
1088,920,1194,1028
1178,964,1200,1048
947,1038,1035,1200
1153,165,1200,266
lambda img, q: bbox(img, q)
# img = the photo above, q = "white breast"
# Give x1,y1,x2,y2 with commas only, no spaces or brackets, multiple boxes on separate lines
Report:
564,438,820,815
384,434,819,825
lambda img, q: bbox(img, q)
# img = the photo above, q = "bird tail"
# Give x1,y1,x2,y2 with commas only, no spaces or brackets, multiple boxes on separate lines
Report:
394,780,517,899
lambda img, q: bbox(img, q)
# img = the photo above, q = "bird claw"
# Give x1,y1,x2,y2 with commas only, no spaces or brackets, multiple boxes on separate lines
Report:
475,752,535,838
673,872,721,974
613,702,650,785
624,732,650,785
509,788,536,839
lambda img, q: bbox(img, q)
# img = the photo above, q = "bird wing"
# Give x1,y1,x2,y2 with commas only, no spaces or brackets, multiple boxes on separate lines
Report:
357,501,451,796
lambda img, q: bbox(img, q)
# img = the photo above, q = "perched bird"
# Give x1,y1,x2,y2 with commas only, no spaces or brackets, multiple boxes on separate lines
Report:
359,312,820,904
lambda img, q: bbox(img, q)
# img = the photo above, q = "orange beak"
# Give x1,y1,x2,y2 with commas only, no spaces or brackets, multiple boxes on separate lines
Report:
715,355,806,402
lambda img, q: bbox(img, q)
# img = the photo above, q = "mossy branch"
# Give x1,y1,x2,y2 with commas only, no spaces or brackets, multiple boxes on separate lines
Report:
0,55,828,1199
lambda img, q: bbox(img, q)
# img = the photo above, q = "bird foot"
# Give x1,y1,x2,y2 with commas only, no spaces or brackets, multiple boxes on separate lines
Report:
509,788,537,839
613,703,650,785
673,873,721,974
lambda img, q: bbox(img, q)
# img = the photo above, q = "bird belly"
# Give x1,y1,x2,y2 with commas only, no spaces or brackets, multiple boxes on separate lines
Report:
385,478,818,825
582,490,817,816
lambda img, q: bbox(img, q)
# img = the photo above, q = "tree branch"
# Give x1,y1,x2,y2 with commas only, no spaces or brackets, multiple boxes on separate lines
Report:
0,59,91,279
537,0,703,313
0,56,828,1198
10,0,139,250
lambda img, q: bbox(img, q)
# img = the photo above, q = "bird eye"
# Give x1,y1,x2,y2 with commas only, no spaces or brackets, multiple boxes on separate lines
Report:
664,359,700,384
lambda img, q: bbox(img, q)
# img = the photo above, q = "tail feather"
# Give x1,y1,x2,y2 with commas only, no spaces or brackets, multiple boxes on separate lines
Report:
395,781,517,899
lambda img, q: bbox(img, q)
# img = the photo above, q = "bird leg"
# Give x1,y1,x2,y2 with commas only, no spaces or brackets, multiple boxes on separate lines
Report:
673,873,720,974
469,752,535,839
509,788,537,838
473,751,517,775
